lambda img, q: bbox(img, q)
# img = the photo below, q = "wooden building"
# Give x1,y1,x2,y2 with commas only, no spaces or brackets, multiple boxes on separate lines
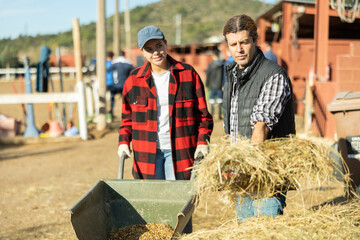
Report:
256,0,360,139
124,0,360,140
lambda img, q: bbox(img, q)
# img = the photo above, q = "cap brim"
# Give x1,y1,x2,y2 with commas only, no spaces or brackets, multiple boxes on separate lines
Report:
140,36,164,49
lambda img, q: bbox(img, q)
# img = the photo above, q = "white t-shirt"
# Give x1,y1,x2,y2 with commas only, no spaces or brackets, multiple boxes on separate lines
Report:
152,70,171,149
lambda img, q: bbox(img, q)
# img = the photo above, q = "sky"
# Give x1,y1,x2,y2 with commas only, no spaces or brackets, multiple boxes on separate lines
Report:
0,0,161,39
0,0,278,40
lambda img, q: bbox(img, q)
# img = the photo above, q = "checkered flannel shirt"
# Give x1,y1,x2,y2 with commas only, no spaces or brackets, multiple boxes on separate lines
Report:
229,64,291,141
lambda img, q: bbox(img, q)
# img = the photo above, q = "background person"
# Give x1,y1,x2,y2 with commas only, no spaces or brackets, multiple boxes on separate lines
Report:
35,45,52,92
113,49,133,64
105,51,114,122
222,14,295,221
262,41,278,63
106,50,135,122
205,50,225,120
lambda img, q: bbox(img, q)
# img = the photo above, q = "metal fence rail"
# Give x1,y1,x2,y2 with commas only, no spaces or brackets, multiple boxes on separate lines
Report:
0,81,87,140
0,67,88,80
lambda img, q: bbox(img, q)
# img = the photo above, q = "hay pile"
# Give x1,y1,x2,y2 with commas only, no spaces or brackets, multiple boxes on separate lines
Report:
180,198,360,240
108,223,173,240
194,136,349,199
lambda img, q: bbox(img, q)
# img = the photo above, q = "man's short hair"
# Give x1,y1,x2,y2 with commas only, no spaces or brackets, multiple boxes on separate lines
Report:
119,50,125,56
223,14,258,42
106,51,114,58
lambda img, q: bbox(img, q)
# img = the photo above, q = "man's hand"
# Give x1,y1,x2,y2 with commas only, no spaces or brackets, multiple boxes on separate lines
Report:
194,144,209,159
117,144,131,159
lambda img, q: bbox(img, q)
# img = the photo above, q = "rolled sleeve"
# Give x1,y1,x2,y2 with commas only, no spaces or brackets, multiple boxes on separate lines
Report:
250,73,291,131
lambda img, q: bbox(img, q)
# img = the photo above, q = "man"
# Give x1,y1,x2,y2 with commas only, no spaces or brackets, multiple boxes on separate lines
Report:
113,49,133,65
106,50,135,121
105,51,114,122
36,45,52,92
106,51,114,87
205,50,225,119
222,15,295,220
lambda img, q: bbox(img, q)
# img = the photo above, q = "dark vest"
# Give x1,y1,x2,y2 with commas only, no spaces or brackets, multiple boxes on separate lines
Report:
223,50,295,139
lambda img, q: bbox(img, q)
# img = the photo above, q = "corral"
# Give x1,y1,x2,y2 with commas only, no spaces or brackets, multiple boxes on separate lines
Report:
0,78,356,239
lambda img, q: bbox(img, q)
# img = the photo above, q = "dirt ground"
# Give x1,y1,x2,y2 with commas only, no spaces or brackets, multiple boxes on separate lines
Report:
0,78,347,240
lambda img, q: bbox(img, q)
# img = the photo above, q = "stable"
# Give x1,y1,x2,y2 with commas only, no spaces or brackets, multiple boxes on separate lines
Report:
256,0,360,139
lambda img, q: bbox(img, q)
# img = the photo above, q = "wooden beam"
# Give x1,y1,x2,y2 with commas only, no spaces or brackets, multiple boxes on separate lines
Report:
0,92,80,104
257,18,267,45
314,0,329,81
281,2,292,63
96,0,107,131
304,5,340,17
113,0,120,57
124,0,132,62
72,18,83,83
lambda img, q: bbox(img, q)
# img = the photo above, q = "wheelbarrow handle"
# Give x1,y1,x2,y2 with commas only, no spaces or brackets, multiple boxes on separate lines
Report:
118,154,128,179
190,155,203,181
118,153,202,180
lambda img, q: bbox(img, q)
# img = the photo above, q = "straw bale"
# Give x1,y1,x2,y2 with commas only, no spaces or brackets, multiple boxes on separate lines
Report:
180,198,360,240
194,135,350,200
108,223,173,240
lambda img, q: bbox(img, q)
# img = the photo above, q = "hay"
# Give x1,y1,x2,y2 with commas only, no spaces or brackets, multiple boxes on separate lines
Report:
180,198,360,240
108,223,173,240
194,135,350,200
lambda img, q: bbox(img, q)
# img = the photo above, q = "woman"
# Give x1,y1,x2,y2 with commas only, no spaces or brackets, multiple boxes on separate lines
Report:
117,25,213,181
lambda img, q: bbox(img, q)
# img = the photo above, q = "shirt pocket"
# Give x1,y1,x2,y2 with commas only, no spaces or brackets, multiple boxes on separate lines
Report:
174,99,197,123
130,96,148,125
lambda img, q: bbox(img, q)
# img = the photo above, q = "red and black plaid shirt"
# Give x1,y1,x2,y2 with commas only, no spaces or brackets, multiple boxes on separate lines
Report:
119,55,213,180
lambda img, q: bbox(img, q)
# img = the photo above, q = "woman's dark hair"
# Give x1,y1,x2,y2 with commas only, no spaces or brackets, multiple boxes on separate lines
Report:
223,14,258,42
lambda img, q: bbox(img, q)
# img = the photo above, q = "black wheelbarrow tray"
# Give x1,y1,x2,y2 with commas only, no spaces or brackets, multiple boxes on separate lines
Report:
70,156,197,240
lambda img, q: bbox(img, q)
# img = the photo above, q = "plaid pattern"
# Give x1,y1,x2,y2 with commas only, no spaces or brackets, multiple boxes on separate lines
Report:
229,67,239,142
229,62,290,141
250,73,291,130
119,55,213,180
229,66,250,142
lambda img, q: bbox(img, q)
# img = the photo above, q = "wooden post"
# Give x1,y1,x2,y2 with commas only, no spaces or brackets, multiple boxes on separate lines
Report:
96,0,106,131
72,18,83,82
124,0,132,62
56,46,67,129
281,2,292,64
76,81,88,140
304,78,313,135
113,0,120,57
257,18,267,45
6,63,10,81
314,0,329,81
304,65,315,135
175,14,182,45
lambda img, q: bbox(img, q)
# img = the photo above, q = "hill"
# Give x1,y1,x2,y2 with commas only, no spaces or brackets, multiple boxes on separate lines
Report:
0,0,273,67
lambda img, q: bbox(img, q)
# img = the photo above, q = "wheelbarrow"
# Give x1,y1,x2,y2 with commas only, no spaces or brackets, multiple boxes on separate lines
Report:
70,155,198,240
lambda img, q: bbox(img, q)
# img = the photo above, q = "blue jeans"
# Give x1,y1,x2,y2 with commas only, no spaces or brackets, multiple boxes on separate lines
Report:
236,194,286,221
107,85,123,115
154,149,192,233
209,89,223,104
155,149,175,180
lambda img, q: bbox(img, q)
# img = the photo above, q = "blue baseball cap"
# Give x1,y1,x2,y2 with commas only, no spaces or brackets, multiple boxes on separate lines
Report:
137,25,164,49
